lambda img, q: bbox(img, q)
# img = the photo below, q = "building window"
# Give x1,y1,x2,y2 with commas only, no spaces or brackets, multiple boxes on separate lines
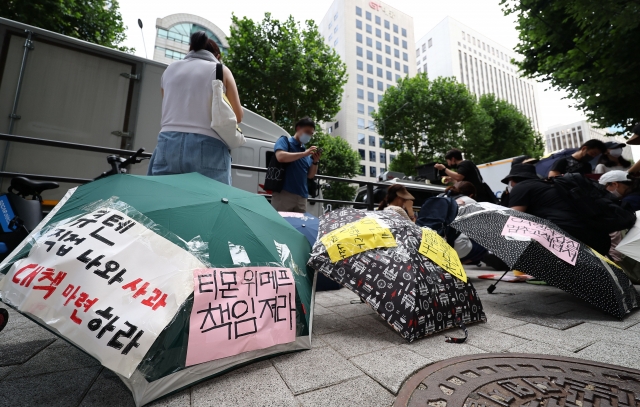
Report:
328,22,332,29
395,74,401,81
385,32,390,42
368,106,375,116
367,77,374,88
379,138,385,148
404,65,409,74
370,166,376,178
380,152,386,163
356,20,362,29
394,36,399,46
376,41,382,51
366,24,372,34
357,74,363,84
395,61,400,71
377,67,383,77
157,23,224,50
357,103,364,114
394,49,400,58
384,20,390,29
356,6,362,16
376,28,381,38
366,50,373,60
156,46,187,60
416,48,420,57
385,58,391,68
377,81,383,90
356,33,362,43
387,84,392,89
356,46,363,56
357,88,364,99
386,70,392,80
390,154,396,162
358,133,365,144
366,11,372,20
368,91,374,102
385,45,391,54
428,38,433,48
423,63,427,73
366,37,373,47
357,60,363,70
402,52,408,61
402,40,407,49
358,149,365,159
334,26,338,33
378,94,383,102
327,126,333,133
393,24,398,33
376,54,382,64
360,165,366,176
334,39,338,46
367,64,373,74
417,68,421,73
358,118,365,129
375,15,381,25
422,43,426,52
334,13,338,20
369,151,376,162
335,121,339,129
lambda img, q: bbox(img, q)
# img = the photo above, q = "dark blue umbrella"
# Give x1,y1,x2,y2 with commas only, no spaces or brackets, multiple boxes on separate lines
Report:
279,212,341,291
535,148,600,177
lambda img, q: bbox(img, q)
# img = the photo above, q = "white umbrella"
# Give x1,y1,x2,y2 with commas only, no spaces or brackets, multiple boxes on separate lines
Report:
616,210,640,262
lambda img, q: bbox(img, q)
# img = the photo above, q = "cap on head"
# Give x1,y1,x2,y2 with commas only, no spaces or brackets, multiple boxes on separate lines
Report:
598,170,630,185
604,141,626,150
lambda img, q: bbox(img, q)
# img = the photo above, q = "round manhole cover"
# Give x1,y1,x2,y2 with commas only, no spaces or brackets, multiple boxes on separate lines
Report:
395,353,640,407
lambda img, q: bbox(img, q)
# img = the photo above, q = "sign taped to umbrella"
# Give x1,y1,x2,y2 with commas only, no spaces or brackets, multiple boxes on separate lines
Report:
419,228,467,282
186,266,296,366
320,217,396,262
0,197,207,378
501,216,580,265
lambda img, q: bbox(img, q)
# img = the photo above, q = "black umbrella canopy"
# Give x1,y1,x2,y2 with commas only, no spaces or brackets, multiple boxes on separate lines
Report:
451,203,640,318
308,208,486,342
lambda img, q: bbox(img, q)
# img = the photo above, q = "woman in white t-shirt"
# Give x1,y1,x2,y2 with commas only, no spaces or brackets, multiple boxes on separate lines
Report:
147,31,243,184
377,184,416,222
594,142,630,174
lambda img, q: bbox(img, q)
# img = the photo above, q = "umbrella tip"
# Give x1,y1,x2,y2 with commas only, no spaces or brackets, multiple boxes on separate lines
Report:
221,198,229,204
302,224,306,227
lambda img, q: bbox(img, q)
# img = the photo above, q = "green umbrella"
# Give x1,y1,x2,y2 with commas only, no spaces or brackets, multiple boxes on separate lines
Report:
1,173,314,404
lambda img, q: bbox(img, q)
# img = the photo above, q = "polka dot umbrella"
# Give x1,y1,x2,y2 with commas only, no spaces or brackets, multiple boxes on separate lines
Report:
307,208,486,342
451,203,640,319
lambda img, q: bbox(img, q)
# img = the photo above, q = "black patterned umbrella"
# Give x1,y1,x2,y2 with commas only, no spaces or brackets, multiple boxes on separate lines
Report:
307,208,486,342
451,202,640,318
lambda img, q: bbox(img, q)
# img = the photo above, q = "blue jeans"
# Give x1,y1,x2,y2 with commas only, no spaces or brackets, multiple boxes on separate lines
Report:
147,132,231,185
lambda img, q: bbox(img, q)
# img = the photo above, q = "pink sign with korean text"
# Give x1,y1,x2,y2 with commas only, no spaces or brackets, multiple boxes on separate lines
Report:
185,267,297,366
501,216,580,265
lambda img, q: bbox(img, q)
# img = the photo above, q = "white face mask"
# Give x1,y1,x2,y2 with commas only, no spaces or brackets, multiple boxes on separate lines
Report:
610,189,622,198
506,185,513,193
609,148,623,158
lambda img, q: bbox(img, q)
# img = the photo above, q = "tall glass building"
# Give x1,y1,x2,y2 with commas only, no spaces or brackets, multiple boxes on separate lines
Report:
320,0,417,180
153,14,229,65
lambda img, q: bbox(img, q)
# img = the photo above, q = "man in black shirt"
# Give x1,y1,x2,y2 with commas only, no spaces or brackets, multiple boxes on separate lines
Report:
435,149,495,202
503,164,611,255
548,139,606,177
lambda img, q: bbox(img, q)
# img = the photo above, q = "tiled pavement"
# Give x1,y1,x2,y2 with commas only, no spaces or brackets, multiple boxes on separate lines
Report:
1,266,640,407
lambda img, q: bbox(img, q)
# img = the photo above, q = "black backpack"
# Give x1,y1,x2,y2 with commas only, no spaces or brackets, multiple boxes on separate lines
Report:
416,194,460,246
264,136,290,193
552,173,637,233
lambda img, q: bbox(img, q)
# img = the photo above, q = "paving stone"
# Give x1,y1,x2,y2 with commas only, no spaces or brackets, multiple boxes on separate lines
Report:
321,328,404,358
561,309,640,330
0,324,56,366
8,340,100,379
350,346,431,394
272,346,362,395
147,389,191,407
508,310,584,330
503,323,595,352
296,375,394,407
352,314,396,334
576,340,640,370
0,366,101,407
507,300,577,316
403,333,487,362
332,288,360,300
482,314,528,331
314,293,353,307
311,335,328,348
192,360,297,407
479,293,526,306
2,307,34,331
506,341,577,358
464,325,530,352
0,365,15,381
564,322,630,345
79,368,134,407
312,312,353,335
327,302,375,319
311,304,335,316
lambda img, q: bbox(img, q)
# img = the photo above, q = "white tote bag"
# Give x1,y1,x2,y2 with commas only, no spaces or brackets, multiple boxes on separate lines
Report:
211,63,246,149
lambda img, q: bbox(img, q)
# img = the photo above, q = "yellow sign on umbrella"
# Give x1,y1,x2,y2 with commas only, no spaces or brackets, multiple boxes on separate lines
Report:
320,217,396,263
419,228,467,282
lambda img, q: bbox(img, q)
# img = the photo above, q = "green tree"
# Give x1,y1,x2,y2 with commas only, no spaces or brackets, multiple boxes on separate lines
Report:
226,13,347,133
309,132,361,202
0,0,131,52
389,151,420,177
373,74,477,167
501,0,640,130
463,94,545,163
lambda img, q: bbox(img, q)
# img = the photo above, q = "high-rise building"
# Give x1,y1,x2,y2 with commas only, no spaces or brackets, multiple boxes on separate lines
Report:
153,14,229,65
415,17,541,132
544,120,632,158
320,0,417,180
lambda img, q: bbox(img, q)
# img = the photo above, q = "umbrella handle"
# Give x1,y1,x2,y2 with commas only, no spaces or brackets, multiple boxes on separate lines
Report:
445,319,468,344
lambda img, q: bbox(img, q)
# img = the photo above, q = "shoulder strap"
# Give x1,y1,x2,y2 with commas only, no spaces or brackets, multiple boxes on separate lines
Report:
215,63,223,82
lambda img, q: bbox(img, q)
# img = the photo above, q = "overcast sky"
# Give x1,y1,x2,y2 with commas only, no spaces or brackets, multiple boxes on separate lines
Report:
118,0,586,131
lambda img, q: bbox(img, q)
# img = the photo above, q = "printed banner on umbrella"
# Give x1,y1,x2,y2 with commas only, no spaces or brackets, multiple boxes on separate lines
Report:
0,207,201,378
320,217,396,262
186,267,297,366
501,216,580,265
419,228,467,282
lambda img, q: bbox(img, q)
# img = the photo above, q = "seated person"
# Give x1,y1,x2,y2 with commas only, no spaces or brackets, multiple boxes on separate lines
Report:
599,170,640,211
445,181,478,206
548,139,606,177
503,164,611,255
594,142,631,174
378,184,415,222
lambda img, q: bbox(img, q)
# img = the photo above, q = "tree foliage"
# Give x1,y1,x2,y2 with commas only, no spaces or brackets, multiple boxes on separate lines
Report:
389,151,420,177
373,74,477,167
0,0,131,52
227,13,347,133
463,94,545,163
501,0,640,130
309,132,361,202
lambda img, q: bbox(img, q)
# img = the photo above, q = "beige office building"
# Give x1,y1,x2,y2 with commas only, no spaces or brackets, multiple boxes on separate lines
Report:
544,120,632,158
320,0,417,180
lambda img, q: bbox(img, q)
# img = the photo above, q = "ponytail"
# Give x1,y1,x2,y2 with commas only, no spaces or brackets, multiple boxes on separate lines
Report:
378,198,389,210
189,31,209,52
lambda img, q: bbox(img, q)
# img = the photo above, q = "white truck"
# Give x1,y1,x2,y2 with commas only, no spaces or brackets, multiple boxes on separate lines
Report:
477,157,518,201
0,18,323,216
